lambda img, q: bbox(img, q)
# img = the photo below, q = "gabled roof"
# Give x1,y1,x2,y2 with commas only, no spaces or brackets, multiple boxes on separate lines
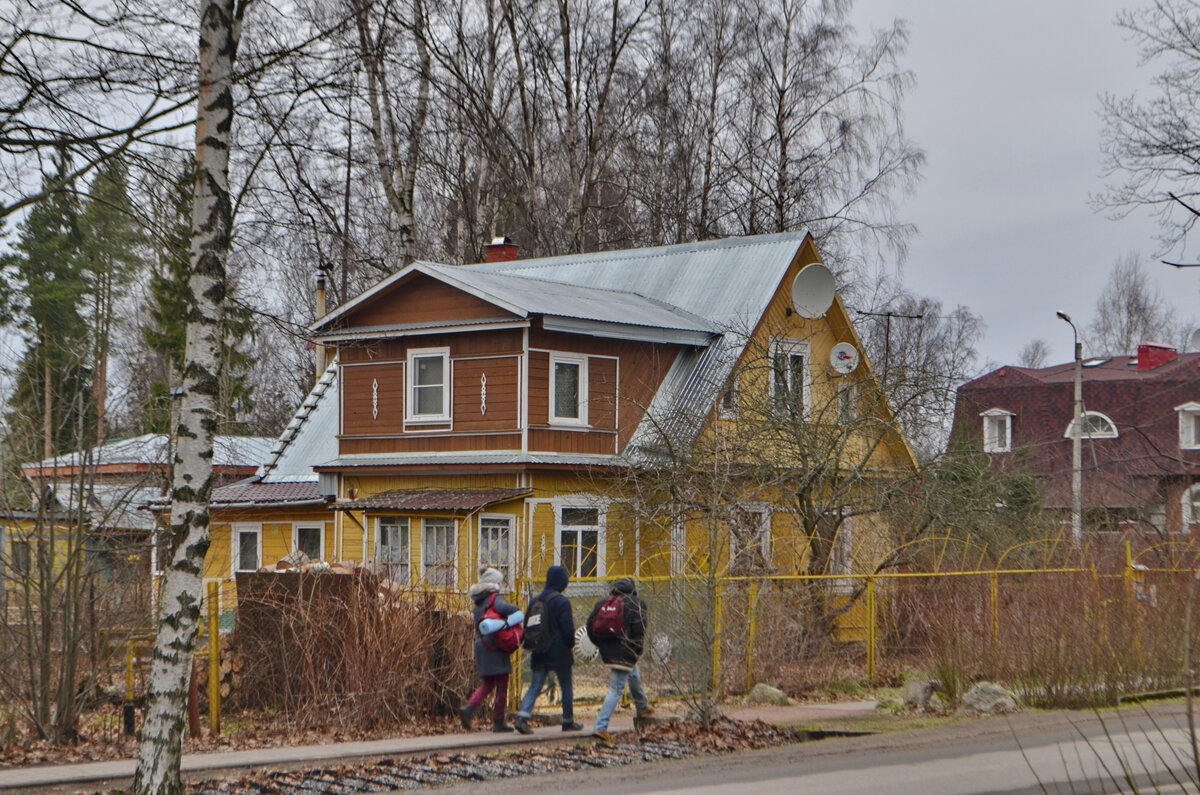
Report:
256,361,339,484
22,433,274,472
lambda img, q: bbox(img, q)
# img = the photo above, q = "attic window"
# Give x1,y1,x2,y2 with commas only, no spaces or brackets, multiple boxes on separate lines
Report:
1064,411,1118,439
980,408,1013,453
1082,358,1110,368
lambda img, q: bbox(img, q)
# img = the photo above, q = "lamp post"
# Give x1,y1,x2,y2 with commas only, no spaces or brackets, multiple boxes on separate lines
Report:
1056,311,1083,544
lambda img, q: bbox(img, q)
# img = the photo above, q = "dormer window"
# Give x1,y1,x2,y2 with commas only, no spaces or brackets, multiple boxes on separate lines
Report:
1064,411,1118,440
980,408,1014,453
407,347,450,421
551,353,588,425
1177,402,1200,450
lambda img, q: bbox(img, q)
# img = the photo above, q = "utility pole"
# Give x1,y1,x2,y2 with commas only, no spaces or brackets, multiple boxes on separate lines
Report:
1057,311,1083,544
856,309,924,383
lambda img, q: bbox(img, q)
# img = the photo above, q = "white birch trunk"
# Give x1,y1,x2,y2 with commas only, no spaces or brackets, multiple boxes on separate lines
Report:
132,0,243,791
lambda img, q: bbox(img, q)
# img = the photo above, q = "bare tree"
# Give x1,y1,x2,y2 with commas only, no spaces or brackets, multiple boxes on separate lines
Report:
1018,338,1049,368
133,0,246,789
1086,253,1184,356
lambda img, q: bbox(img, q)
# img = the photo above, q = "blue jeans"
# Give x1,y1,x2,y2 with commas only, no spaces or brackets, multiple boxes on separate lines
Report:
517,665,574,722
594,665,649,731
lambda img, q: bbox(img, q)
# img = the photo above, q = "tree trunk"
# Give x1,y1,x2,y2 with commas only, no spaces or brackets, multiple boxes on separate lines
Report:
132,0,242,791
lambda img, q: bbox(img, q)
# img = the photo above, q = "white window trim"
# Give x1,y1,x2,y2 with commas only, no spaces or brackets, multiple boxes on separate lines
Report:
231,522,262,575
553,498,608,577
478,513,516,579
1184,484,1200,528
420,517,458,587
377,515,411,583
405,347,451,422
1176,402,1200,450
549,352,589,426
769,338,812,420
980,408,1014,453
293,524,324,561
1064,410,1119,440
728,504,771,569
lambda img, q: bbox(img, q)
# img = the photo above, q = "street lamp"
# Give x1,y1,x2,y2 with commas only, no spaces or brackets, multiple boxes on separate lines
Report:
1056,311,1083,544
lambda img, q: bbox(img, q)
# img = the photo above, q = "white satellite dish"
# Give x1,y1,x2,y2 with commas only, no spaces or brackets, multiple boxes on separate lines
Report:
1190,328,1200,353
830,342,860,374
791,263,835,319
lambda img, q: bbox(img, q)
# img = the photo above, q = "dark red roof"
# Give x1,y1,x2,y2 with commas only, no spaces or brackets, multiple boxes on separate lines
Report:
335,488,531,512
210,481,324,505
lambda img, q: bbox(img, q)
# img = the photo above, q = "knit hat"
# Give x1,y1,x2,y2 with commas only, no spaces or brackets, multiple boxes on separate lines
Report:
480,567,505,586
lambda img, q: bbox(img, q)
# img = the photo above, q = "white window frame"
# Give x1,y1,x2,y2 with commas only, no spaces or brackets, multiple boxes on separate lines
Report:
837,380,858,425
1064,411,1119,440
406,347,451,422
293,524,324,561
729,504,771,573
769,338,812,420
981,408,1014,453
1184,484,1200,529
231,522,262,575
1177,403,1200,450
377,516,411,583
550,352,589,426
555,502,606,577
421,517,457,587
478,514,515,582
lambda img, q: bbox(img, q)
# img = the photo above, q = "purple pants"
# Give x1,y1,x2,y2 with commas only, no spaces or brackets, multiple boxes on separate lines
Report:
467,673,509,722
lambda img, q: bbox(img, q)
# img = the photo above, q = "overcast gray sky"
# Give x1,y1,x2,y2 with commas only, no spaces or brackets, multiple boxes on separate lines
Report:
851,0,1200,369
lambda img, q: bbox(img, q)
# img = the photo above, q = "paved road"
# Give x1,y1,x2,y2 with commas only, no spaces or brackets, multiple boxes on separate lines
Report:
431,703,1200,795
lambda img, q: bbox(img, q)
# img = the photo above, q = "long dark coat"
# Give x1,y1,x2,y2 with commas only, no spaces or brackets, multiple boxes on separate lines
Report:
471,588,520,677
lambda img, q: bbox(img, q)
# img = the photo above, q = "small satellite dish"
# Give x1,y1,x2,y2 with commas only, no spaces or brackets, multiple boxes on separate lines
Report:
1190,328,1200,353
791,263,835,319
830,342,860,374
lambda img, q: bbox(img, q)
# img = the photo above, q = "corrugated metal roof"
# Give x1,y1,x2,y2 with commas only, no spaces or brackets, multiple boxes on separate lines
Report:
335,487,531,512
316,452,625,469
24,434,274,470
258,362,339,484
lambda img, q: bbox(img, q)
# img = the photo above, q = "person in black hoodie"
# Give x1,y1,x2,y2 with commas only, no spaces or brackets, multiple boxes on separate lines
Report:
513,565,582,734
587,578,652,736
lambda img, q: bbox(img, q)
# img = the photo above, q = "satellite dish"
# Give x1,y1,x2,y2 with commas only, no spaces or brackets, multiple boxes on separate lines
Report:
791,263,835,319
1190,328,1200,353
830,342,860,374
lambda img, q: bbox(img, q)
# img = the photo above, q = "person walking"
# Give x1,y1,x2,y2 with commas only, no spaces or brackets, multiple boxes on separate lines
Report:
460,567,524,732
587,577,652,741
513,565,582,734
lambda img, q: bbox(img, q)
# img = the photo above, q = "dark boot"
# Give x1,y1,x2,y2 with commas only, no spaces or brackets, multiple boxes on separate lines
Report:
493,720,515,733
514,716,534,735
459,703,475,729
562,721,583,731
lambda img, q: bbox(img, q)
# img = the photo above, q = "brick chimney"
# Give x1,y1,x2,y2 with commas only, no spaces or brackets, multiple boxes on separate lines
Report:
484,236,519,262
1137,341,1178,370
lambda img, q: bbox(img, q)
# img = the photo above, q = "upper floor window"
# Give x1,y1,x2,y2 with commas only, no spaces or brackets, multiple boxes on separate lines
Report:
981,408,1014,453
770,338,811,420
1064,411,1118,440
407,347,450,421
838,381,858,424
1177,403,1200,450
718,377,739,420
551,353,588,425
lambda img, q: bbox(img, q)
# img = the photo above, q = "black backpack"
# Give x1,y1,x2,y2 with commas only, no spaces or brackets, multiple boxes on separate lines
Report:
522,592,557,654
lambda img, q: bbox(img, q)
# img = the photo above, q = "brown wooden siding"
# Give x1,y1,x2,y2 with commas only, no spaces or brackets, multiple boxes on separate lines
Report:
342,363,404,435
343,273,518,328
453,357,520,432
589,356,617,431
339,329,523,363
339,434,522,455
615,344,678,448
528,351,549,425
529,429,616,455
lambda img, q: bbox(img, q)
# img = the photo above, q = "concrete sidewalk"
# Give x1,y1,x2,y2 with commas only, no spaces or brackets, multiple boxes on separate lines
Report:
0,701,878,793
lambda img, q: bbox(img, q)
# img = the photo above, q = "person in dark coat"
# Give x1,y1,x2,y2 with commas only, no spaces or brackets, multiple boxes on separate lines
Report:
587,578,652,736
513,565,581,734
460,567,524,732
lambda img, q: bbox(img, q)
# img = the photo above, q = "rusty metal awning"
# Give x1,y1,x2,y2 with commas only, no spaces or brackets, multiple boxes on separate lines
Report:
333,488,531,513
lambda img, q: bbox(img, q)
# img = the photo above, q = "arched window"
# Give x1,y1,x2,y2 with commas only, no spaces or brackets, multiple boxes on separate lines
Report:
1064,411,1118,439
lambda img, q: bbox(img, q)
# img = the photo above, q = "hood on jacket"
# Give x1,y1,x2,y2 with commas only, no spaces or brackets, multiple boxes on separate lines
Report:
542,565,569,594
468,581,500,602
610,577,636,596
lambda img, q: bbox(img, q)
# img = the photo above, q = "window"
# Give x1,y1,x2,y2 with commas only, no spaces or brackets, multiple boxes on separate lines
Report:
1186,485,1200,528
558,506,602,577
10,539,29,577
479,516,513,581
770,339,810,419
719,378,739,419
232,523,261,573
550,353,588,425
378,516,411,583
981,409,1014,453
407,348,450,420
1177,403,1200,450
422,518,457,587
729,507,769,574
295,526,323,561
838,381,858,424
1064,411,1118,440
830,513,853,594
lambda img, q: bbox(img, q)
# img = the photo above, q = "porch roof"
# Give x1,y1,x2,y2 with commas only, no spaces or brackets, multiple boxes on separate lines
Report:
333,488,531,513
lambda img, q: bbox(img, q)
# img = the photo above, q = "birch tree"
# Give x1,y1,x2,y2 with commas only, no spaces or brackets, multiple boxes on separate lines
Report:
133,0,245,789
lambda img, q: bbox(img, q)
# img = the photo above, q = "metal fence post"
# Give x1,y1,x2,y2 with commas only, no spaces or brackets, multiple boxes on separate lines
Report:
990,572,1000,641
711,580,724,697
745,580,759,692
866,578,876,682
208,580,220,735
123,641,136,735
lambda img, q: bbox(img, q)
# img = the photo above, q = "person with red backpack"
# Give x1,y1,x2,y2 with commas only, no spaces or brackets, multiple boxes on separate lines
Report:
587,577,652,739
460,567,524,732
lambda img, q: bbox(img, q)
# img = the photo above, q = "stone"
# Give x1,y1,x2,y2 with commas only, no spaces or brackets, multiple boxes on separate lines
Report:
745,683,790,706
958,682,1019,716
903,679,943,711
927,692,948,712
